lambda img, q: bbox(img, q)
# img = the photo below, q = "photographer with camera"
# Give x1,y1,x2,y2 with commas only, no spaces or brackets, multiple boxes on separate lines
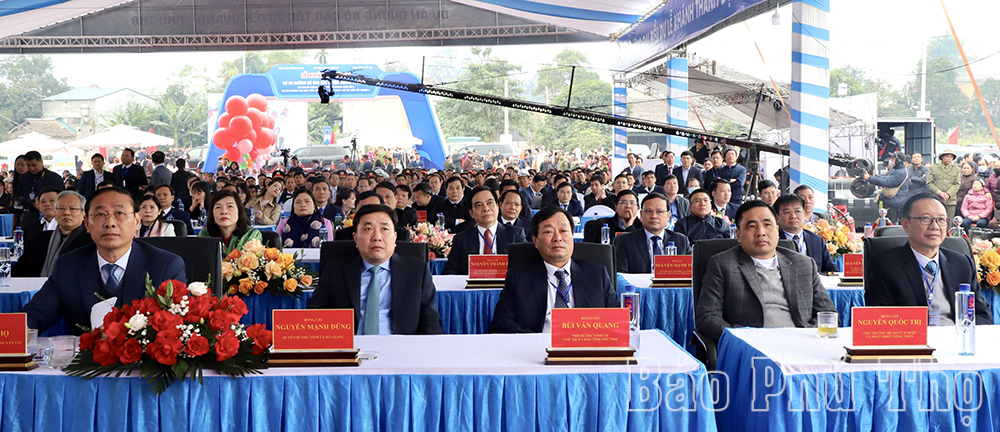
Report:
863,151,909,222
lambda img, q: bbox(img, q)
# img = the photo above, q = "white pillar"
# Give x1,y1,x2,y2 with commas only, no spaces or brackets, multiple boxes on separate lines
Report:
790,0,830,212
612,74,629,175
665,57,689,155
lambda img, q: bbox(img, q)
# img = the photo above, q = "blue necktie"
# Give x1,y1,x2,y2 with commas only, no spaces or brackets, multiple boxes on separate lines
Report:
103,263,120,293
364,266,381,335
924,260,938,277
554,270,569,308
651,235,662,256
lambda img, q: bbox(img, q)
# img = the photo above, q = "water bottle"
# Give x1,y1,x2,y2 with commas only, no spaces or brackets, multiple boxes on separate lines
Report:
955,283,976,356
248,206,256,225
729,223,737,239
334,214,343,230
620,284,641,350
437,212,446,227
666,241,677,256
949,216,964,238
198,212,207,228
319,224,329,242
864,222,873,238
178,201,185,212
601,224,610,245
0,247,9,287
166,213,174,221
877,208,890,228
12,227,23,260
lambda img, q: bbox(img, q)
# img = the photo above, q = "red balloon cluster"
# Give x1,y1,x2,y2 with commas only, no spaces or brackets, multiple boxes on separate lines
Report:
211,94,277,164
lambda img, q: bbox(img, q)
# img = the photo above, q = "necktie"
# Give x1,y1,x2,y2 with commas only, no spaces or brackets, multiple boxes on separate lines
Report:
924,260,938,277
482,229,494,255
651,235,662,256
792,235,804,254
364,266,381,335
554,269,569,308
561,204,567,210
103,263,120,293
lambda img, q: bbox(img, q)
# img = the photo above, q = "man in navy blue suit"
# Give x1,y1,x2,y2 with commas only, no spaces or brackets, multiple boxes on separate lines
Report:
77,153,111,199
773,194,838,273
614,192,692,273
499,190,532,237
709,179,739,221
153,184,193,235
444,187,526,275
21,187,186,335
310,178,340,221
489,206,619,333
543,182,583,217
632,171,666,195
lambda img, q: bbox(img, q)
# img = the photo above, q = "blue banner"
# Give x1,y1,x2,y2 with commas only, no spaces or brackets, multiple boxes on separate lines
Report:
267,64,384,100
616,0,765,71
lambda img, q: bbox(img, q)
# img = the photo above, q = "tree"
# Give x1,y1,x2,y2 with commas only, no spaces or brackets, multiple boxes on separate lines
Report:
215,51,308,92
307,102,343,145
533,49,600,105
531,79,612,152
315,49,329,64
434,47,533,142
0,55,69,140
900,57,969,131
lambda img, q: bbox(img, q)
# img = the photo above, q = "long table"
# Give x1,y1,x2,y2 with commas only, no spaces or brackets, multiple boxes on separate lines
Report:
0,331,717,432
716,326,1000,431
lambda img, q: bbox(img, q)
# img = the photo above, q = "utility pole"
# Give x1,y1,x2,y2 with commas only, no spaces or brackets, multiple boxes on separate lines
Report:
504,77,510,136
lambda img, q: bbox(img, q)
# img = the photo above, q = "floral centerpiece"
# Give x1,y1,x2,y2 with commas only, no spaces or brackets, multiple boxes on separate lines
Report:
222,239,315,297
406,222,454,259
972,238,1000,294
804,219,862,258
64,278,272,394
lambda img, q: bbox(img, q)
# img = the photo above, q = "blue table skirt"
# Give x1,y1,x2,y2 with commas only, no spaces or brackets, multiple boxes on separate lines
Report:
0,333,718,432
0,290,68,336
0,214,12,237
983,289,1000,324
715,329,1000,431
828,289,865,327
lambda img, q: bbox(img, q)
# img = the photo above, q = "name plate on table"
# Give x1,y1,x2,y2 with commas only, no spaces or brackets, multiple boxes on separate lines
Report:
546,308,634,365
270,309,359,367
843,307,935,364
466,255,507,288
839,254,863,286
416,210,427,222
0,313,35,371
652,255,693,287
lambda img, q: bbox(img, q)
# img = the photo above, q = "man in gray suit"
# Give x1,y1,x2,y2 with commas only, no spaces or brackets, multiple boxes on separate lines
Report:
149,151,171,189
696,200,836,344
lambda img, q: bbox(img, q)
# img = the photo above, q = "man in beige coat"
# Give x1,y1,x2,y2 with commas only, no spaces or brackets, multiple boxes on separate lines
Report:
926,150,960,219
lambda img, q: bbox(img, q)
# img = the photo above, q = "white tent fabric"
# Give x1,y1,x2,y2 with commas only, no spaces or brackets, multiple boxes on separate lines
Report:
0,132,81,156
67,124,174,148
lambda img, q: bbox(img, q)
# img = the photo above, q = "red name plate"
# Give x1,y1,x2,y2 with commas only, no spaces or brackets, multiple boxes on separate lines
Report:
0,313,26,355
468,255,508,279
271,309,354,351
551,308,630,348
416,211,427,222
653,255,693,279
843,254,863,278
851,307,927,346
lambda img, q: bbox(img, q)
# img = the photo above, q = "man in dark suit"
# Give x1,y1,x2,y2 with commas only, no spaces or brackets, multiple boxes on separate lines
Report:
430,176,474,233
333,192,412,241
21,187,187,335
632,171,665,195
543,182,583,217
21,186,60,242
774,194,838,273
307,204,442,335
500,179,533,220
582,190,642,243
13,190,93,277
654,150,675,187
374,181,417,228
444,187,526,275
709,179,739,221
672,151,703,196
310,179,340,221
583,174,615,210
489,206,619,333
171,159,196,210
113,148,147,199
614,192,691,273
662,174,690,228
695,201,836,344
520,174,547,210
153,184,193,235
498,190,532,238
77,153,111,199
865,193,992,325
17,151,65,214
675,189,730,242
149,151,171,188
717,147,747,204
411,182,442,215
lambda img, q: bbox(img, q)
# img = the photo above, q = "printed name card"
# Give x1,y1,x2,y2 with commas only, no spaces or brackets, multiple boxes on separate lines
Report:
653,255,693,279
851,307,928,346
468,255,508,279
843,254,863,278
271,309,354,351
416,211,427,222
551,308,630,348
0,314,26,355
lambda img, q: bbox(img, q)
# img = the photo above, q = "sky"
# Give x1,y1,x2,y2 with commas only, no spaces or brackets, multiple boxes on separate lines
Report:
10,0,1000,97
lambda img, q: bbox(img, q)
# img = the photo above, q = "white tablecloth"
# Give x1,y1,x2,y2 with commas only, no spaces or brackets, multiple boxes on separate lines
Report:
0,277,46,294
619,272,852,291
727,326,1000,375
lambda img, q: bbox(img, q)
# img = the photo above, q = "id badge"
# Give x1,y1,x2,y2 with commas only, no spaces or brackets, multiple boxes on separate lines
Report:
928,310,940,326
28,192,35,201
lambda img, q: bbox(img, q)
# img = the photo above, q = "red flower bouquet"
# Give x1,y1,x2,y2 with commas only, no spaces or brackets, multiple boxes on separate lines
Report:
64,277,272,394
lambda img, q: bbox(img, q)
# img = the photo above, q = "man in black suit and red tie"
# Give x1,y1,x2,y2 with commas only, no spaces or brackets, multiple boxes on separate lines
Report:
444,187,526,275
113,148,147,200
489,206,619,333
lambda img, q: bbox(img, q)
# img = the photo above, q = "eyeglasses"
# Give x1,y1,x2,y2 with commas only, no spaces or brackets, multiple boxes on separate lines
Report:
55,206,83,214
641,209,669,216
905,216,948,226
89,211,135,222
618,200,638,207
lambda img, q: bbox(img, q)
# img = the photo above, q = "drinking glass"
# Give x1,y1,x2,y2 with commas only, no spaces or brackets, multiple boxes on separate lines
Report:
816,311,839,338
47,336,77,369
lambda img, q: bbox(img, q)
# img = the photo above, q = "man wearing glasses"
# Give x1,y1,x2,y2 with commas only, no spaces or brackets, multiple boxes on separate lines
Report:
582,190,643,243
774,194,838,273
614,193,691,273
674,189,729,242
21,186,186,335
13,191,93,277
864,193,991,325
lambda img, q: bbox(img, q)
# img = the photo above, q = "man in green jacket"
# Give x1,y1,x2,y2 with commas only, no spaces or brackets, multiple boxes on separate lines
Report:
926,150,960,219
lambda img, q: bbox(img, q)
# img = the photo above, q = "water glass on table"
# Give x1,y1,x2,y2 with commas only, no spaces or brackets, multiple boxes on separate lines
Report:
47,336,77,369
0,247,10,287
816,311,839,338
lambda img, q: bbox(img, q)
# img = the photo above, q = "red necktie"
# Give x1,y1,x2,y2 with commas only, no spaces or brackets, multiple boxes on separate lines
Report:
483,229,494,255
